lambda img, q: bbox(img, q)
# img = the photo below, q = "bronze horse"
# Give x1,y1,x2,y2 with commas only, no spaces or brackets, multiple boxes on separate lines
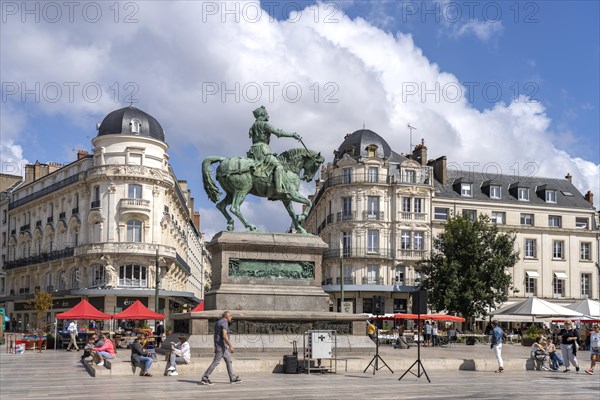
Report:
202,148,324,233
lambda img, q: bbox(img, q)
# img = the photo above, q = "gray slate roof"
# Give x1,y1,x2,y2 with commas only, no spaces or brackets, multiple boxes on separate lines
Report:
334,129,406,164
97,106,165,142
435,169,595,210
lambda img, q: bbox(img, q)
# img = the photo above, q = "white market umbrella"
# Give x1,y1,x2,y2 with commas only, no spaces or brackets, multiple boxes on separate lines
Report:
492,297,584,321
566,299,600,317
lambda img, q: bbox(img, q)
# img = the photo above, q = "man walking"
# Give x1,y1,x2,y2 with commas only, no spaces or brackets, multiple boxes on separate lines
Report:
491,320,504,373
200,311,242,385
66,320,79,351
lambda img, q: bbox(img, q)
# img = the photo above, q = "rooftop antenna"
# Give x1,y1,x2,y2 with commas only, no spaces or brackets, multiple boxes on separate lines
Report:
363,121,366,129
407,124,417,152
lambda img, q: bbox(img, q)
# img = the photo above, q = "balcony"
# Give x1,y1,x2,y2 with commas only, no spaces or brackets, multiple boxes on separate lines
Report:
119,198,151,214
336,276,356,285
72,207,79,215
363,211,384,221
76,242,176,259
323,247,393,260
59,212,66,220
35,220,42,227
20,224,30,232
4,247,74,270
400,212,427,221
47,216,53,223
336,211,357,222
90,200,101,209
397,248,427,259
361,276,385,285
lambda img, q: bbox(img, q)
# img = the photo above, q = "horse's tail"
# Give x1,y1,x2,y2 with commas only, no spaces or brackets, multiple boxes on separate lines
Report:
202,156,225,203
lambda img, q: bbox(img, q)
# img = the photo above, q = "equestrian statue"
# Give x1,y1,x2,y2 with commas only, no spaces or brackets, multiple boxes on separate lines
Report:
202,106,324,234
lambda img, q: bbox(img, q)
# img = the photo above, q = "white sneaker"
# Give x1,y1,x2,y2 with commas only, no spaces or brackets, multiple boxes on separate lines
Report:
167,366,176,371
169,371,178,376
97,360,104,367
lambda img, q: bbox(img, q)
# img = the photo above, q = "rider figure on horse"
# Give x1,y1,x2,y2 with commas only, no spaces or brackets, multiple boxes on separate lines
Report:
247,106,302,197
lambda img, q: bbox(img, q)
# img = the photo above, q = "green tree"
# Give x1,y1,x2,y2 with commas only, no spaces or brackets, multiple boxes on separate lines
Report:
418,214,519,320
30,290,53,334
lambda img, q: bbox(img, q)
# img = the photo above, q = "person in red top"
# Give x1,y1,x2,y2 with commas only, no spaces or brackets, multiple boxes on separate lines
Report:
91,334,116,366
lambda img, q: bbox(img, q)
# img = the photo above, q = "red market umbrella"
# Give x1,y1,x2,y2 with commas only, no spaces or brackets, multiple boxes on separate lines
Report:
56,299,111,320
393,313,420,320
112,300,165,320
191,301,204,312
425,314,466,322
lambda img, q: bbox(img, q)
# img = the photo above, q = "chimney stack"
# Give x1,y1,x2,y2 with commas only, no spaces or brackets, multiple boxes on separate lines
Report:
428,156,447,184
565,173,572,183
77,150,89,160
412,138,428,166
584,191,594,205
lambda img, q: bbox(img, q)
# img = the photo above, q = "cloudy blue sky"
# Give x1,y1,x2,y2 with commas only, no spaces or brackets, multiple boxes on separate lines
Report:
1,1,598,239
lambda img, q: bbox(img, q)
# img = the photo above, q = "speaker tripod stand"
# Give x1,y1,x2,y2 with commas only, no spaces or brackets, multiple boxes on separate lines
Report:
398,311,430,383
363,326,393,375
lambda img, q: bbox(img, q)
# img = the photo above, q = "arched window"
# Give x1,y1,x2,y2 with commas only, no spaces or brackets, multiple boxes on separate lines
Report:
91,265,105,287
118,264,147,287
130,118,142,134
57,270,66,290
70,267,80,289
127,220,142,242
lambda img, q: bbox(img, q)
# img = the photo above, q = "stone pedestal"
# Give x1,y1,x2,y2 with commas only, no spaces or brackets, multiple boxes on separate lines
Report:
204,231,330,312
172,231,373,355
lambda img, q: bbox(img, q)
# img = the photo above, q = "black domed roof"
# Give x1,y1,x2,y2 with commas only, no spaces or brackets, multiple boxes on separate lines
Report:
97,106,165,142
334,129,404,163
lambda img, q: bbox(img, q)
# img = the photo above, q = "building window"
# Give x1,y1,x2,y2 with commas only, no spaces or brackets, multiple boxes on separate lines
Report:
367,166,378,183
575,217,589,229
128,184,142,199
342,168,352,184
127,220,142,242
342,197,352,220
394,267,405,285
524,239,537,258
548,215,561,228
553,273,566,297
413,232,424,250
491,211,505,224
366,145,378,157
367,196,379,219
70,267,80,289
461,183,472,197
580,242,591,260
401,231,411,249
462,209,476,221
367,265,379,284
91,265,105,287
367,230,379,253
118,264,147,287
552,240,564,259
342,232,351,257
393,298,407,313
520,213,534,226
434,207,449,220
525,272,538,295
490,185,501,199
413,198,423,214
545,190,556,203
403,169,416,183
402,198,411,213
130,118,142,134
57,270,66,290
518,187,529,201
581,273,591,297
363,298,373,314
45,272,52,291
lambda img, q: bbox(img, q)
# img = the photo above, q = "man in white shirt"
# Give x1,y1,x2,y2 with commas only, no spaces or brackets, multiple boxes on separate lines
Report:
66,321,79,351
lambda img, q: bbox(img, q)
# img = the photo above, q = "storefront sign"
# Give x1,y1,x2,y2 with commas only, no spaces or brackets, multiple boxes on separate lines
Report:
116,297,148,308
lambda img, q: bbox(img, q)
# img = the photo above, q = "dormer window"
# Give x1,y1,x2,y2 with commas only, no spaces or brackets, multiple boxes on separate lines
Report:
343,146,355,157
366,144,378,157
461,183,472,197
545,190,556,203
130,118,142,134
490,185,501,199
404,169,416,183
518,187,529,201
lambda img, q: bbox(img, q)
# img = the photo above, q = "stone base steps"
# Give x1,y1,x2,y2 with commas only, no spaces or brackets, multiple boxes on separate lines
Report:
82,356,538,377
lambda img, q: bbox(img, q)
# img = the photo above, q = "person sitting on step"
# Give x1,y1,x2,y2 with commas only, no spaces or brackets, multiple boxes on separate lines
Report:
166,335,191,376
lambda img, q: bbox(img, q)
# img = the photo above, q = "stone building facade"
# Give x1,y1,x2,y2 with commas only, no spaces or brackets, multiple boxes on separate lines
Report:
0,106,209,331
303,129,599,314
